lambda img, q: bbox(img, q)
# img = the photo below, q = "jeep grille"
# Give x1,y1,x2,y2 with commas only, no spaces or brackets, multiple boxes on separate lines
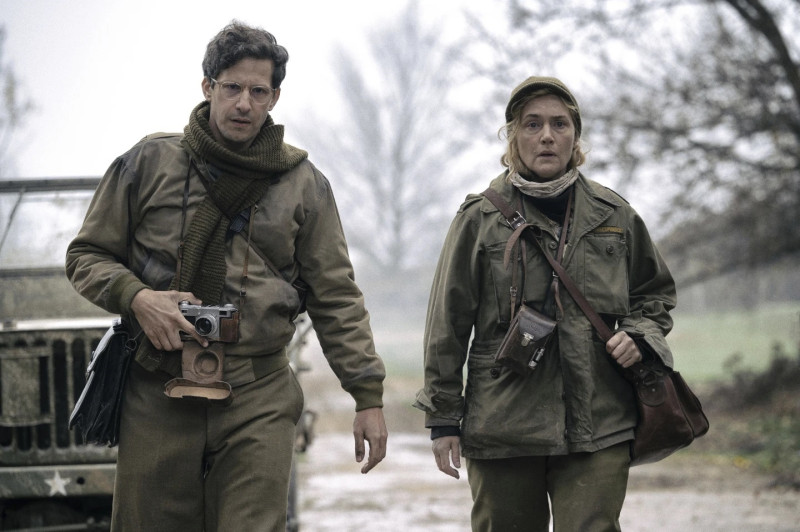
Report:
0,327,116,464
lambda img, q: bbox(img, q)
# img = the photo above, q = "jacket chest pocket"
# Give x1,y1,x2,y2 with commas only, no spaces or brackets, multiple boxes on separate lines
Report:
486,241,551,325
581,233,629,316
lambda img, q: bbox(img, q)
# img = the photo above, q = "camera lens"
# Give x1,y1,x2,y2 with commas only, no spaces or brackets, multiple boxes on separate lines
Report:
195,316,215,336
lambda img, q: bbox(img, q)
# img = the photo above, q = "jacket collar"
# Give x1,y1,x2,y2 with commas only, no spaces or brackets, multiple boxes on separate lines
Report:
570,175,620,243
481,171,623,251
481,171,623,212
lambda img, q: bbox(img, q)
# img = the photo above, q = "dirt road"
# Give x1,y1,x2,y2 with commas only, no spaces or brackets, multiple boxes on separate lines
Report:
292,363,800,532
294,431,799,532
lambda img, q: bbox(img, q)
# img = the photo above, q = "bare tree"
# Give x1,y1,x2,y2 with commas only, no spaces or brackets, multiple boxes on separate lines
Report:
466,0,800,285
0,27,35,178
293,2,479,275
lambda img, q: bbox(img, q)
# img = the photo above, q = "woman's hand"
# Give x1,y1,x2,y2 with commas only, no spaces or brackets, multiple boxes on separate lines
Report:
606,331,642,368
432,435,462,479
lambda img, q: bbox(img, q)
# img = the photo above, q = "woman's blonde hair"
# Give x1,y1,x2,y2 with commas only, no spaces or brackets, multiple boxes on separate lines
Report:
499,89,586,177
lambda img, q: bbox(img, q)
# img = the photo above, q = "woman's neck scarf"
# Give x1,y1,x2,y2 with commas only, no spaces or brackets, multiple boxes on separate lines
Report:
508,168,580,199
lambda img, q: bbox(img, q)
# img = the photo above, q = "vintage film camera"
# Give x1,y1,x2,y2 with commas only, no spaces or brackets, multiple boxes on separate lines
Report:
165,302,240,403
179,302,240,343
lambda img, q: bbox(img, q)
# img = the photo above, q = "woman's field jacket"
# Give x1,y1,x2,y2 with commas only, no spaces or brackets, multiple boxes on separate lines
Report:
66,133,384,410
414,172,676,459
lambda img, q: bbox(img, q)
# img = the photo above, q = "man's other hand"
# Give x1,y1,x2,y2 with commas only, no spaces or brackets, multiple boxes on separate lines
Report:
353,407,388,474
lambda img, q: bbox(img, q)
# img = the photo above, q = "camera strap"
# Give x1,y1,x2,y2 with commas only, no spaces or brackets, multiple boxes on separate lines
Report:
238,205,255,315
174,165,192,290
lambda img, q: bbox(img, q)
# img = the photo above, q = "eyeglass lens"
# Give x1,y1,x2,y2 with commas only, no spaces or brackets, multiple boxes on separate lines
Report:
217,81,273,104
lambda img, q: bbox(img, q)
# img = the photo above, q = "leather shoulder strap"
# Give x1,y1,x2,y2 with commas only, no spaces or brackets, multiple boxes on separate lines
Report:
481,187,614,342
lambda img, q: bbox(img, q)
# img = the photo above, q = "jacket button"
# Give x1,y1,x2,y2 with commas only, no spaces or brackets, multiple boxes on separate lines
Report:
490,368,500,379
606,245,615,254
548,241,558,250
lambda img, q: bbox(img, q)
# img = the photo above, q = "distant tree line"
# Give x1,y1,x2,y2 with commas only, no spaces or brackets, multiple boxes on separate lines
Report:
297,0,798,290
7,2,795,291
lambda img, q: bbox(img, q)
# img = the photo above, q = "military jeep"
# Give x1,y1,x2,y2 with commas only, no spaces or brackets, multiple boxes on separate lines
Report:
0,177,114,529
0,178,313,531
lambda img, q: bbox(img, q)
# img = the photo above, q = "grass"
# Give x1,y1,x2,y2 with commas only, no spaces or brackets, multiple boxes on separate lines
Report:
669,302,800,382
699,341,800,488
372,301,800,383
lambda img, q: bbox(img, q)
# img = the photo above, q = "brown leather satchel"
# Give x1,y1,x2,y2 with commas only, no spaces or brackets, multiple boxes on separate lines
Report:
482,187,709,466
626,363,709,464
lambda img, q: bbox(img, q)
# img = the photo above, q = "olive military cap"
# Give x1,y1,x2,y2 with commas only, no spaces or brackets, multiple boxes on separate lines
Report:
505,76,582,137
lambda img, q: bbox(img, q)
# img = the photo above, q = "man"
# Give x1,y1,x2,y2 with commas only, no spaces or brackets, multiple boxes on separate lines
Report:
67,21,388,531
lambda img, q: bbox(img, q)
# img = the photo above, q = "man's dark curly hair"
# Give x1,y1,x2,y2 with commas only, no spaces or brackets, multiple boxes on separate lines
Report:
202,21,289,88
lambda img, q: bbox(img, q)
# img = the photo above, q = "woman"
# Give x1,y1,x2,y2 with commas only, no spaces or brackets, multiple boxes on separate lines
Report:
414,76,677,531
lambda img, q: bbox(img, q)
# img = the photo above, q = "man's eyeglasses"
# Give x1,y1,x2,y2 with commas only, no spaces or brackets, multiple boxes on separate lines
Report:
210,78,277,105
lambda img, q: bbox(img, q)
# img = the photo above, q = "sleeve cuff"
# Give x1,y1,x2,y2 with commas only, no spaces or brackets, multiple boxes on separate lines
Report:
431,426,461,440
349,378,384,411
108,274,150,316
632,337,656,363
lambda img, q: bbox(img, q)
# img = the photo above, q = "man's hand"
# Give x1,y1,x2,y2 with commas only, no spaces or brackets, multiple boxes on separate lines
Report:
432,435,461,479
353,407,388,474
130,289,207,351
606,331,642,368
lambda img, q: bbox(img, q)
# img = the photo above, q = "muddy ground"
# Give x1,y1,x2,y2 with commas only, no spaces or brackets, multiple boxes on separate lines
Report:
292,358,800,531
295,432,799,532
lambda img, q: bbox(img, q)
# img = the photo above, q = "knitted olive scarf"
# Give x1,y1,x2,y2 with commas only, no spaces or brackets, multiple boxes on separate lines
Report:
173,101,308,305
137,101,307,373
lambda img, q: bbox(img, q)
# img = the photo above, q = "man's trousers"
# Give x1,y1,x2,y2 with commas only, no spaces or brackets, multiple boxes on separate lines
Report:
111,360,304,531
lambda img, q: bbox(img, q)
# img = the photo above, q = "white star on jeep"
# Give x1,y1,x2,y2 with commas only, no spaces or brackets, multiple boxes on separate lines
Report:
45,470,70,496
